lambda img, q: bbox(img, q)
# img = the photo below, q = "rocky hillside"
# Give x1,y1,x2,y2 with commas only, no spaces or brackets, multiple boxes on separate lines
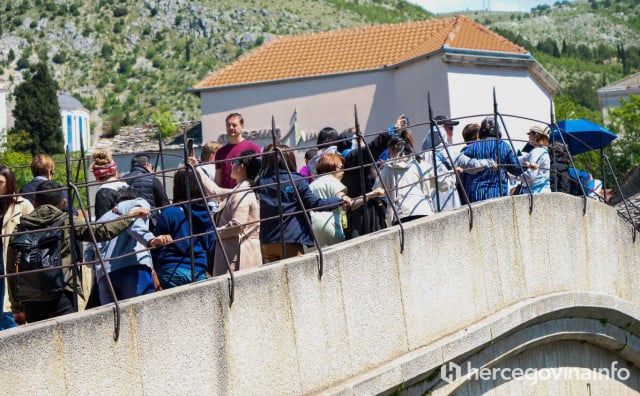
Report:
0,0,429,133
3,0,640,136
486,0,640,86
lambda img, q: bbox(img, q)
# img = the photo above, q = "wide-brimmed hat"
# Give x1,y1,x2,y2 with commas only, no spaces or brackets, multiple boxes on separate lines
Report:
434,115,459,126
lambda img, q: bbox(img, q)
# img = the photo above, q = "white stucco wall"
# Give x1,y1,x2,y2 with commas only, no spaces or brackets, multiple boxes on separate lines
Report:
387,57,452,144
447,64,553,149
598,87,640,122
61,109,90,152
199,57,459,154
199,71,393,155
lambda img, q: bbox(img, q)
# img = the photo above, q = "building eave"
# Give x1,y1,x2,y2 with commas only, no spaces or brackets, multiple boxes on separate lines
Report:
440,46,561,95
189,67,386,95
597,86,640,96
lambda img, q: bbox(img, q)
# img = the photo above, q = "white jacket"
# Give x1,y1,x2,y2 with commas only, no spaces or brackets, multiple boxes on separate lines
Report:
374,156,435,224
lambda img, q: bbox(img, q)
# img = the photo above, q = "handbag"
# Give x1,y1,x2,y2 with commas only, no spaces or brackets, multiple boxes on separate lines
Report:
510,183,523,196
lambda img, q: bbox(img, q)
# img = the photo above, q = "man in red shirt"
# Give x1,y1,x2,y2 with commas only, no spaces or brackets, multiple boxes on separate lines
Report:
214,113,261,188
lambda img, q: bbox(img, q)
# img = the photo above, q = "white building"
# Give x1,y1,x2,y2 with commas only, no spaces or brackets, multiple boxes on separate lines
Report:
59,93,90,152
190,16,560,152
597,72,640,123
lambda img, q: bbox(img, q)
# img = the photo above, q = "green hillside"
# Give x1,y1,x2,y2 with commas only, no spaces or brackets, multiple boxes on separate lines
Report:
3,0,640,152
0,0,430,133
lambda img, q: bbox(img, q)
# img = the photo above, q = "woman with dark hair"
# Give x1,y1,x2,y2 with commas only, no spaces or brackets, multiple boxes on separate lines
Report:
307,127,340,175
212,150,262,276
374,136,435,225
0,165,33,329
549,142,578,194
258,145,350,263
153,168,215,288
463,117,522,202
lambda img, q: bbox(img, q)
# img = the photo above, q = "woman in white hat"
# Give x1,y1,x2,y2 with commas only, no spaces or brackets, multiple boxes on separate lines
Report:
517,125,551,194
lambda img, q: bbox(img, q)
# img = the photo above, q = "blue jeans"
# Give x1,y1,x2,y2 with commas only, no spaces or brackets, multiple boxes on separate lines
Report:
157,265,206,289
0,253,16,330
98,266,155,305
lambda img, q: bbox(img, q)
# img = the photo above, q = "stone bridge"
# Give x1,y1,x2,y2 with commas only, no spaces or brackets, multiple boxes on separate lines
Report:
1,193,639,395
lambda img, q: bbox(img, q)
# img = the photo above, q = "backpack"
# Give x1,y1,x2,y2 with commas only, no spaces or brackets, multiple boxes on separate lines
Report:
10,216,66,302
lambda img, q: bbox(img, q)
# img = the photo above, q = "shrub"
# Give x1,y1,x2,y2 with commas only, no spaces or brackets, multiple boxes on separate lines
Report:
152,111,178,139
16,56,30,70
101,43,114,57
52,51,67,64
113,6,128,17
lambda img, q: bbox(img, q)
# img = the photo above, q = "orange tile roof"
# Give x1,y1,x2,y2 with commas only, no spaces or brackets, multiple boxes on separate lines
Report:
193,16,527,91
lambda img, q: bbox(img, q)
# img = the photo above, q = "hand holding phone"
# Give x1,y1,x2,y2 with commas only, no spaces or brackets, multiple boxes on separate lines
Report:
186,138,195,158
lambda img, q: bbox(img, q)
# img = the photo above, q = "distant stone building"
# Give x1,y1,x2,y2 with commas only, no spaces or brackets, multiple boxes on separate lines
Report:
191,16,560,151
597,72,640,122
59,93,90,152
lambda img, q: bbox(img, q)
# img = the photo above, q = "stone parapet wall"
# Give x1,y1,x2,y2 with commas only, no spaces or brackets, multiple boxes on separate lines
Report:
0,193,637,395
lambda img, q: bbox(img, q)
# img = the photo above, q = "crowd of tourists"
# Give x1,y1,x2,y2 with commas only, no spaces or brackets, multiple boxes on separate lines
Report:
0,112,605,329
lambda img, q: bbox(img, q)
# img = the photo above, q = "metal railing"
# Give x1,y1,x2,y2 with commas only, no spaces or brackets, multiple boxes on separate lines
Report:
1,105,637,341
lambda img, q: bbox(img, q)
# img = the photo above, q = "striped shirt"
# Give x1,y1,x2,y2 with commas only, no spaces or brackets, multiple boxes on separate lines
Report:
462,138,522,202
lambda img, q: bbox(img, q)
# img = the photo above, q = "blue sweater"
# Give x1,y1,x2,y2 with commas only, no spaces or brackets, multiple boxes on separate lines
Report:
258,170,342,247
154,202,214,272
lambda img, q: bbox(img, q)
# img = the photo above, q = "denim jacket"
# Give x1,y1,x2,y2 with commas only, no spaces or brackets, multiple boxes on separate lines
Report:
88,198,155,280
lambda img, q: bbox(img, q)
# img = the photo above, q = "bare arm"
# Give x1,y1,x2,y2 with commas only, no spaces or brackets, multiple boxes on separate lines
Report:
348,188,384,210
199,167,233,199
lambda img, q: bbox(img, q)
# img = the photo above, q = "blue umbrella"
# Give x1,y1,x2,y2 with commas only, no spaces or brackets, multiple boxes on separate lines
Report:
553,119,618,155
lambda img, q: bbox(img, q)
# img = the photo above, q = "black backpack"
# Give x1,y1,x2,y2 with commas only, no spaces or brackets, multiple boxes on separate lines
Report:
10,217,66,302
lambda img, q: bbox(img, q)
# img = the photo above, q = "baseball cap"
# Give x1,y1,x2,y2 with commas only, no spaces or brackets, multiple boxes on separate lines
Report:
434,115,459,126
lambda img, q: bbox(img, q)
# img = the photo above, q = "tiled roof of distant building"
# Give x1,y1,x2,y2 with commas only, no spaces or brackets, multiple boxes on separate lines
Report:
192,16,527,91
601,72,640,90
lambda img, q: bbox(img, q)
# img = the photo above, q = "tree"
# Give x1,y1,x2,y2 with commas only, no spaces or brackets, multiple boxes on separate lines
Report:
16,53,29,69
12,61,64,155
553,94,604,179
605,95,640,178
152,111,178,139
6,128,33,153
564,76,600,111
0,129,36,187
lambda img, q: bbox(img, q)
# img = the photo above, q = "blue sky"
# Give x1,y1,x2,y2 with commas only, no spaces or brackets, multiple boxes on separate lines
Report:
407,0,560,14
